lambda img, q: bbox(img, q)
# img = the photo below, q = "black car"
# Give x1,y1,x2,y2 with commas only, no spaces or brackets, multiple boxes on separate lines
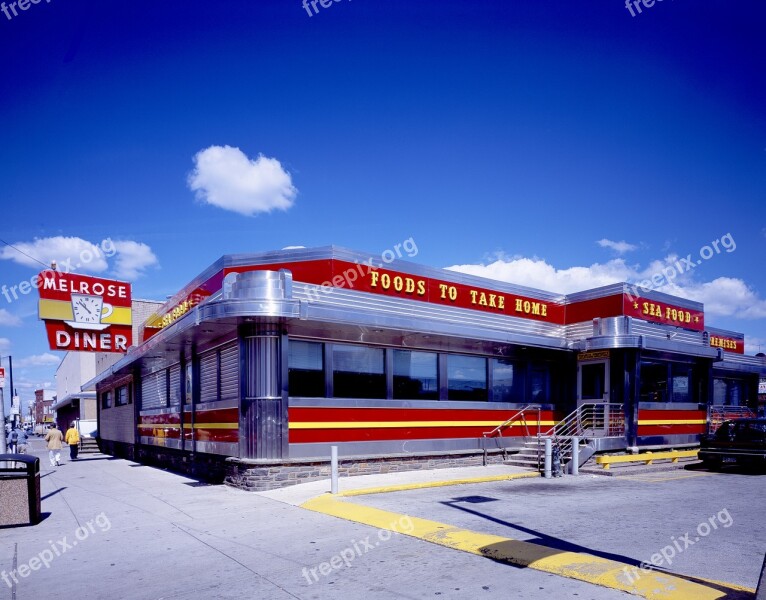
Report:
699,418,766,470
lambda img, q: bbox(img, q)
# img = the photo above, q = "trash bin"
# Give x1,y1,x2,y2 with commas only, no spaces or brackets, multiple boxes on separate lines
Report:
0,454,41,526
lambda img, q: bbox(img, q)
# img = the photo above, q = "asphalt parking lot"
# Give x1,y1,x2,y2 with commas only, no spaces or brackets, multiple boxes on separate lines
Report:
2,442,764,600
344,466,766,591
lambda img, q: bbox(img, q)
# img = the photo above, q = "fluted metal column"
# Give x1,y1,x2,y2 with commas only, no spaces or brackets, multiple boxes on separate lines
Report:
231,270,292,460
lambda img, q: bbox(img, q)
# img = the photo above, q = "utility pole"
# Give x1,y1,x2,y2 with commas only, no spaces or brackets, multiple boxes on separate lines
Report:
8,355,14,429
0,356,7,454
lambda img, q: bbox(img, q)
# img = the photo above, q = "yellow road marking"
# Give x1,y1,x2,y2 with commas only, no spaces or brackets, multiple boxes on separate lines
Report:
338,471,540,497
301,491,752,600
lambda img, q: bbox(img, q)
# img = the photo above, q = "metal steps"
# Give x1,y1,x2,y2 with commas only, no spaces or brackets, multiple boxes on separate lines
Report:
504,440,542,469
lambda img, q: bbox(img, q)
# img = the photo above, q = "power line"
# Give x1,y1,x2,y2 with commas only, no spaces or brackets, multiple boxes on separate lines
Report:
0,237,51,269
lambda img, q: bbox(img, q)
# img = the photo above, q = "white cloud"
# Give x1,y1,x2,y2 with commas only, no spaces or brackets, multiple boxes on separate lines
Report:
0,236,109,272
597,238,638,254
112,241,159,280
188,145,297,217
0,236,159,281
0,337,10,353
282,245,306,250
0,309,21,327
14,353,61,368
447,252,766,320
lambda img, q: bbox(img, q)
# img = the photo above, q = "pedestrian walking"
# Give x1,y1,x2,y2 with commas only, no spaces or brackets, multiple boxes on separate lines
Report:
12,427,28,453
7,428,19,453
65,422,80,460
44,423,64,467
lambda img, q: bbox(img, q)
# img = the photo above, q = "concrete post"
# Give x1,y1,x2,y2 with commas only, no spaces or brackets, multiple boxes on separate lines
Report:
330,445,339,495
544,438,552,479
571,436,579,476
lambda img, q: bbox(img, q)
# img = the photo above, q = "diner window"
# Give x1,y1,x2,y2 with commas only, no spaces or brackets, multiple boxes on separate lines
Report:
101,390,112,409
393,350,438,400
333,344,385,399
670,363,692,403
289,340,325,397
640,361,668,402
640,360,697,403
115,385,130,406
528,364,551,403
447,355,487,401
713,378,746,406
492,359,524,403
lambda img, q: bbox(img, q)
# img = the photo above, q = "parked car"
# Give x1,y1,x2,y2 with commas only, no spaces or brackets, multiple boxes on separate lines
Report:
699,418,766,470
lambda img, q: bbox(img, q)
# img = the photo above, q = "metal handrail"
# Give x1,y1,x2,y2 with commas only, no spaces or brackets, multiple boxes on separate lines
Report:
537,403,625,469
709,405,755,434
481,404,541,465
483,404,541,439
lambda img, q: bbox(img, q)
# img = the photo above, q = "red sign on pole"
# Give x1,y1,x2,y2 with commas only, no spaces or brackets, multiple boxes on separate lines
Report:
37,271,132,353
0,366,5,388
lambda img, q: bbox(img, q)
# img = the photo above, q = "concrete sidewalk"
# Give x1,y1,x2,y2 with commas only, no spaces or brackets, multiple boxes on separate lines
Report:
2,439,639,600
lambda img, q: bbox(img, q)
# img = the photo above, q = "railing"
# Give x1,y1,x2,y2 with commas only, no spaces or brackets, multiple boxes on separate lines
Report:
594,449,698,470
483,404,541,439
482,405,541,463
538,403,625,469
709,405,755,434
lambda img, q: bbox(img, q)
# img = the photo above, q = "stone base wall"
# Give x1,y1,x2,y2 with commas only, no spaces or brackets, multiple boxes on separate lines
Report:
224,451,508,492
96,443,512,491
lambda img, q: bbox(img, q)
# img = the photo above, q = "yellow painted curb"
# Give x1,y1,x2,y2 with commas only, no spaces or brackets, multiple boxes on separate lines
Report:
301,493,754,600
337,471,540,497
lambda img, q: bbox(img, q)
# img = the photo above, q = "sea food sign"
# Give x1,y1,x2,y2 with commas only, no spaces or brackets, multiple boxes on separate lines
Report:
37,271,132,353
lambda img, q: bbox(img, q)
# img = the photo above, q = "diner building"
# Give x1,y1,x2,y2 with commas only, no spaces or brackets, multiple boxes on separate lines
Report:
85,247,766,490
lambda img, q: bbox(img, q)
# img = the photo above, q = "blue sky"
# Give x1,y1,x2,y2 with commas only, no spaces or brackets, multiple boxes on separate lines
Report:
0,1,764,410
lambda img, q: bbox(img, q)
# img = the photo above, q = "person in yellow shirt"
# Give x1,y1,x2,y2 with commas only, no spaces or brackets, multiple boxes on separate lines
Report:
65,422,80,461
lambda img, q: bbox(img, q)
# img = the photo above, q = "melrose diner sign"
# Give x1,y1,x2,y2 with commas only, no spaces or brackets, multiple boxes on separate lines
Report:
37,270,132,353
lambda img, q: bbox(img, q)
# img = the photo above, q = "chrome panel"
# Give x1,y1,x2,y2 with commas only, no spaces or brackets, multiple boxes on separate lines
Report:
140,437,184,450
716,354,766,374
573,334,720,358
196,399,238,412
289,437,524,459
241,325,286,459
294,282,564,339
194,441,238,456
139,406,181,416
588,437,628,452
169,364,182,405
220,342,239,401
199,350,217,403
636,434,701,447
141,370,166,410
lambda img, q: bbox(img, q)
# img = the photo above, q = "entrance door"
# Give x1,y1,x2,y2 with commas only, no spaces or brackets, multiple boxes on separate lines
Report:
577,360,610,435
